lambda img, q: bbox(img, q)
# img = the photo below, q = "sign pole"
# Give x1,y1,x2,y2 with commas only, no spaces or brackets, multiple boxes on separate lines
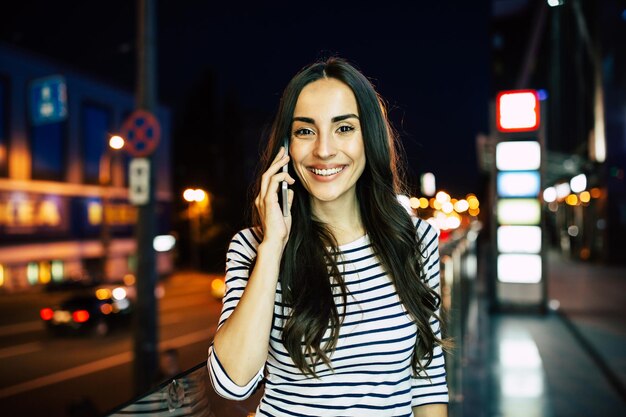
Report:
132,0,159,395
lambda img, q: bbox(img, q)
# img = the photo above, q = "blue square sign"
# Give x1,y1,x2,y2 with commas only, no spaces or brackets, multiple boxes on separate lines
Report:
30,75,68,125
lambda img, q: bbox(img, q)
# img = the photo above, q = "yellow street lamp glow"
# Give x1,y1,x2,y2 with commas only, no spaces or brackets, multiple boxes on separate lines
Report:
565,194,578,206
194,189,207,202
468,207,480,217
468,196,480,210
409,197,420,209
441,202,454,214
445,215,462,230
419,197,429,209
183,188,207,202
183,188,196,202
433,200,442,211
436,191,451,204
454,199,469,213
109,135,125,150
580,191,591,203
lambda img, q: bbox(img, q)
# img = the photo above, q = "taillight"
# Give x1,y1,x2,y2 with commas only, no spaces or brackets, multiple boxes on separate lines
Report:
72,310,90,323
40,308,54,321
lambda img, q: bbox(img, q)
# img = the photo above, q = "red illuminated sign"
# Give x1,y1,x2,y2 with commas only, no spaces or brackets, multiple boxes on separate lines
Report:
496,90,540,132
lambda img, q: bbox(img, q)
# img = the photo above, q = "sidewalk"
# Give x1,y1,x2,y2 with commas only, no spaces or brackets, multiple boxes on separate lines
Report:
547,250,626,403
456,249,626,417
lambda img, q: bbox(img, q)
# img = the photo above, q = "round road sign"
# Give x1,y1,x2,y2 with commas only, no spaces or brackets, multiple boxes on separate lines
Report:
120,109,161,157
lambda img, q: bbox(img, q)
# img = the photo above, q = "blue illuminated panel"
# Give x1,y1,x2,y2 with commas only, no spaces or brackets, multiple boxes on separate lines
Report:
497,171,540,197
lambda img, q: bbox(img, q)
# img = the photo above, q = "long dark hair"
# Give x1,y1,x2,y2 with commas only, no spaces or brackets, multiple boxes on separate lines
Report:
252,57,443,377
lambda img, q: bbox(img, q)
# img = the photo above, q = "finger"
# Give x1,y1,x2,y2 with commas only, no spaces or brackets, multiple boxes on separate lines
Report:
263,173,295,208
286,189,295,216
260,155,290,198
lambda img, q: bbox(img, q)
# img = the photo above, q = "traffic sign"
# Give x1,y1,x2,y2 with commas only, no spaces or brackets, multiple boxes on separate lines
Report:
121,109,161,157
30,75,68,125
129,158,150,206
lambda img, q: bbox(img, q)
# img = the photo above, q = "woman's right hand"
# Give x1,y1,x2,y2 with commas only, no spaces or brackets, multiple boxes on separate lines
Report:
255,146,295,250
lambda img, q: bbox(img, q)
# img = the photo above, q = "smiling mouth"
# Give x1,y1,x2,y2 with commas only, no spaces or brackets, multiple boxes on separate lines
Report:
308,166,346,177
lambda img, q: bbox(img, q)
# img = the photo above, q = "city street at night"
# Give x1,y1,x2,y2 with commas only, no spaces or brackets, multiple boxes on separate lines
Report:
0,272,221,416
1,1,625,416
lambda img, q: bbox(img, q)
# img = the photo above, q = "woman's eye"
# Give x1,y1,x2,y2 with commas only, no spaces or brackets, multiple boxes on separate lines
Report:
294,128,314,136
337,125,354,134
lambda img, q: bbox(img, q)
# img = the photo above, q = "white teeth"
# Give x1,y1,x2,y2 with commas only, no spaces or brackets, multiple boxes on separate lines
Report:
310,167,344,176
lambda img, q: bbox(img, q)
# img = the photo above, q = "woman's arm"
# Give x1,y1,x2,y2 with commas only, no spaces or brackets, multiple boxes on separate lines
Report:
211,147,294,387
212,239,284,386
412,403,448,417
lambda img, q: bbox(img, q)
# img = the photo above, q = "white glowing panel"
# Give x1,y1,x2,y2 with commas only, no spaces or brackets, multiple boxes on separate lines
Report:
153,235,176,252
543,187,557,203
497,90,540,131
498,226,542,253
501,372,544,398
497,254,542,283
556,182,571,199
421,172,436,197
496,141,541,171
570,173,587,193
499,338,542,368
497,199,541,225
497,171,540,197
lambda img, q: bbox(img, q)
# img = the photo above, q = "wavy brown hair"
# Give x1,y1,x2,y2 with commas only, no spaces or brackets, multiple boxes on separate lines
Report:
252,57,444,377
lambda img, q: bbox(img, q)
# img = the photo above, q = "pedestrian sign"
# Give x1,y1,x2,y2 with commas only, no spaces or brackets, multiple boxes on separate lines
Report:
120,109,161,158
129,158,150,206
30,75,68,125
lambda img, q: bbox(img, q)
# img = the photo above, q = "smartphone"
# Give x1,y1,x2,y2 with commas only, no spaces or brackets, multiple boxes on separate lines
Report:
281,137,289,217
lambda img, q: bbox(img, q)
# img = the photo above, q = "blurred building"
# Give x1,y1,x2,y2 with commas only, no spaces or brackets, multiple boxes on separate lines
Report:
0,43,173,292
489,0,626,264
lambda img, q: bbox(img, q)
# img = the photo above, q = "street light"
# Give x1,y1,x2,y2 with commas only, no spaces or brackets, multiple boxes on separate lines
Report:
183,188,208,269
99,135,125,282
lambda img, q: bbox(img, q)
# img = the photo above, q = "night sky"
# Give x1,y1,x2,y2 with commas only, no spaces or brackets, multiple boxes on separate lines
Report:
2,1,492,197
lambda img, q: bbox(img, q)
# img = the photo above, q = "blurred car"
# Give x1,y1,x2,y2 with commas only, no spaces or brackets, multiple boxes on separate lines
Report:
40,284,133,337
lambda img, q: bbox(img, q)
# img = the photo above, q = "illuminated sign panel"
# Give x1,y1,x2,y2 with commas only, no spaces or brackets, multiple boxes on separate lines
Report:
0,192,68,234
497,226,542,253
497,199,541,225
496,90,540,132
497,171,540,197
496,141,541,171
497,254,542,283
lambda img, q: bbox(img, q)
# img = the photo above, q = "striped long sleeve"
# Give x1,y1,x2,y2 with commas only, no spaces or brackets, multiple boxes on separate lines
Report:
411,218,449,407
207,228,265,400
207,219,448,416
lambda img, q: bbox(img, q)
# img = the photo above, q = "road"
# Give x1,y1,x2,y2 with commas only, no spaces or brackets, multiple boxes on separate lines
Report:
0,271,223,417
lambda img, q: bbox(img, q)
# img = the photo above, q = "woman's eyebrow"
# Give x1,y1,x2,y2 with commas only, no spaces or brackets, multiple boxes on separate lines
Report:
292,114,359,124
332,113,359,123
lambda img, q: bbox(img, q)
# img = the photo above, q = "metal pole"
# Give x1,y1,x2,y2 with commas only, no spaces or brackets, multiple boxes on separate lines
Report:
133,0,159,395
99,150,111,283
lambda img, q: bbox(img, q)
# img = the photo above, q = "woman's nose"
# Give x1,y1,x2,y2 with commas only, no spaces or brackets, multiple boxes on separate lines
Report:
313,131,337,159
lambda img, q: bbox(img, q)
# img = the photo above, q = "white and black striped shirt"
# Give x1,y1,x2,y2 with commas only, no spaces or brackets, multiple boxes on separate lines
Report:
208,217,448,416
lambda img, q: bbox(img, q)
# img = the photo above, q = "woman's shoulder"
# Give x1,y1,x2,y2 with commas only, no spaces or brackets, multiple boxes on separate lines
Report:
411,215,440,240
228,226,263,255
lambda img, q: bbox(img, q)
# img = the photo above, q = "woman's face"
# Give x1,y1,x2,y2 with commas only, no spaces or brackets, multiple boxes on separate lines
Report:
290,78,366,208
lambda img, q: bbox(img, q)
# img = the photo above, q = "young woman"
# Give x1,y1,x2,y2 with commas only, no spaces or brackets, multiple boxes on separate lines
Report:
208,57,448,417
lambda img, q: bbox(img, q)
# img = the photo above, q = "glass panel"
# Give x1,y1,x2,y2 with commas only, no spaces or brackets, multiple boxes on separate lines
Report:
82,104,111,184
107,365,217,417
31,121,65,180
